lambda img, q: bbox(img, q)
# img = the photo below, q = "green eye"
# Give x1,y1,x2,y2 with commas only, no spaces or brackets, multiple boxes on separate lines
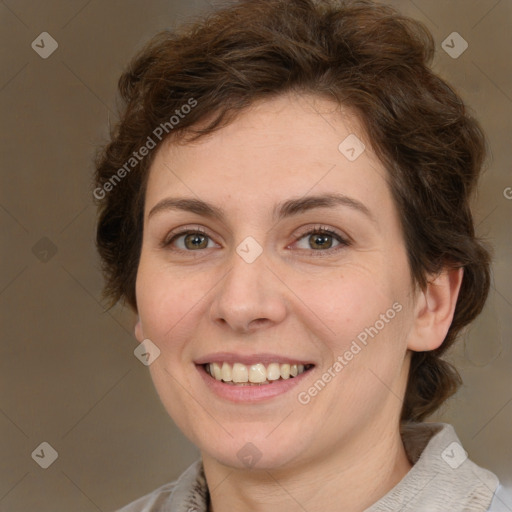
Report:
165,230,214,250
308,233,335,250
295,228,347,252
182,233,209,250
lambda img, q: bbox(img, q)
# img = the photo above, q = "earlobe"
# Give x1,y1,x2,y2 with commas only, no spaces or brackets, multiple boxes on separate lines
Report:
135,317,144,342
407,267,464,352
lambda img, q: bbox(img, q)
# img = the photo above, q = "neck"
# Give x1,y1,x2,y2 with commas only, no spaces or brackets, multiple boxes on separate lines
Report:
202,418,412,512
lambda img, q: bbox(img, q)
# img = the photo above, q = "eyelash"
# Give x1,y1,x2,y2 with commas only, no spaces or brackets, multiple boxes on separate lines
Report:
161,225,350,255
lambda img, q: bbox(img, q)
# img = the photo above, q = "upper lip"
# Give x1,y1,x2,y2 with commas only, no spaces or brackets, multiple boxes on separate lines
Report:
194,352,315,366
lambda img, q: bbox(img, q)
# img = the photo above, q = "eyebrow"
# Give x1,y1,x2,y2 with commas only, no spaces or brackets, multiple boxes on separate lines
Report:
148,193,375,223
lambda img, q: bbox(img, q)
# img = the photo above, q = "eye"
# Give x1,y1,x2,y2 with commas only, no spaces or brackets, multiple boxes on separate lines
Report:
163,229,217,251
293,226,349,252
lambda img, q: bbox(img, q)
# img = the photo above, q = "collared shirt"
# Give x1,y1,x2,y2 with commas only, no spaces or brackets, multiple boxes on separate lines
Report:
116,422,511,512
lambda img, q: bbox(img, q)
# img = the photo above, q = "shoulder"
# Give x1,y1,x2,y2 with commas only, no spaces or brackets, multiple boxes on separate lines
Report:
114,459,207,512
375,422,501,511
487,484,512,512
115,481,177,512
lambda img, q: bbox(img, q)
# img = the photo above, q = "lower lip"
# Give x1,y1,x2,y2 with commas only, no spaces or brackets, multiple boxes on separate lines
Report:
196,364,314,403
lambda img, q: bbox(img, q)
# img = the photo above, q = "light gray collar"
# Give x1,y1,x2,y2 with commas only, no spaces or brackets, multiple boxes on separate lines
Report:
170,423,499,512
365,422,498,511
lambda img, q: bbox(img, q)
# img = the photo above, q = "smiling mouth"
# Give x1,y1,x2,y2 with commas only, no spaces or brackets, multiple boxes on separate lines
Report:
204,362,315,385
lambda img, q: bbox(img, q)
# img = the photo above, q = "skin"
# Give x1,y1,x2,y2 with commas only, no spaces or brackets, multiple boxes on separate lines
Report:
134,93,463,512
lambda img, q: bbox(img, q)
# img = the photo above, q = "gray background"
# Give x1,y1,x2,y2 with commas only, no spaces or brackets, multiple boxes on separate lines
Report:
1,1,511,511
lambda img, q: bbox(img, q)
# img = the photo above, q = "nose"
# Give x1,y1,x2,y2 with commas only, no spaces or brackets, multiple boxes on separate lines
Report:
209,248,287,333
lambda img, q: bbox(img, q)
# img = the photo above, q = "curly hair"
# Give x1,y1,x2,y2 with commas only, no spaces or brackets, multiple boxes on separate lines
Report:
94,0,491,422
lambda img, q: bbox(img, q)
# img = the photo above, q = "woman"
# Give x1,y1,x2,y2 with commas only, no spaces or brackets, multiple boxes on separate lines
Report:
94,0,510,510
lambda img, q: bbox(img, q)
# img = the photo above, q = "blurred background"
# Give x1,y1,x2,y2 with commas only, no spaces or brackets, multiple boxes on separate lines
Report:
1,0,511,510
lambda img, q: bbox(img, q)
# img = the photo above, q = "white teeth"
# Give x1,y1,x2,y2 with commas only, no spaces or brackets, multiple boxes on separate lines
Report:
232,363,249,383
280,363,290,379
221,362,232,382
206,361,310,384
212,362,222,380
249,363,267,383
266,363,281,381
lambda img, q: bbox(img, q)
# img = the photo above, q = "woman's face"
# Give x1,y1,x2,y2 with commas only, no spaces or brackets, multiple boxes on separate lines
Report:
135,94,419,470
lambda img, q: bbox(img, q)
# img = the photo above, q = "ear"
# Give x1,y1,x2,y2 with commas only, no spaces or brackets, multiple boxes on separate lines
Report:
407,267,464,352
134,317,144,343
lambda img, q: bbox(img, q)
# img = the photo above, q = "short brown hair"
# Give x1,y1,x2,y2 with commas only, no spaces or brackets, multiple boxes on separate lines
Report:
94,0,491,422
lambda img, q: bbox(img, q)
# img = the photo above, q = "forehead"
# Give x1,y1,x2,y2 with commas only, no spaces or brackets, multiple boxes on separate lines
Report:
144,93,391,218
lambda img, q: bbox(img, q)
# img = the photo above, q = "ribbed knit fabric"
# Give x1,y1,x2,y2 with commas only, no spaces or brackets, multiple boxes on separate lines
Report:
365,423,498,511
116,423,502,512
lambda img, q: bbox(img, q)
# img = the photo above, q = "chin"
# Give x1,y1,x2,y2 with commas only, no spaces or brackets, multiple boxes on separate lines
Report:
199,427,314,471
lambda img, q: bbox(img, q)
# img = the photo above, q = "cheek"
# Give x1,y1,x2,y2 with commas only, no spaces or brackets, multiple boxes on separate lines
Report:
288,262,400,343
289,261,413,391
135,261,209,435
135,259,210,344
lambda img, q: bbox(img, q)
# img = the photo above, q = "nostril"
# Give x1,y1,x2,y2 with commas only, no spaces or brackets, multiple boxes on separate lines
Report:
247,318,270,329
